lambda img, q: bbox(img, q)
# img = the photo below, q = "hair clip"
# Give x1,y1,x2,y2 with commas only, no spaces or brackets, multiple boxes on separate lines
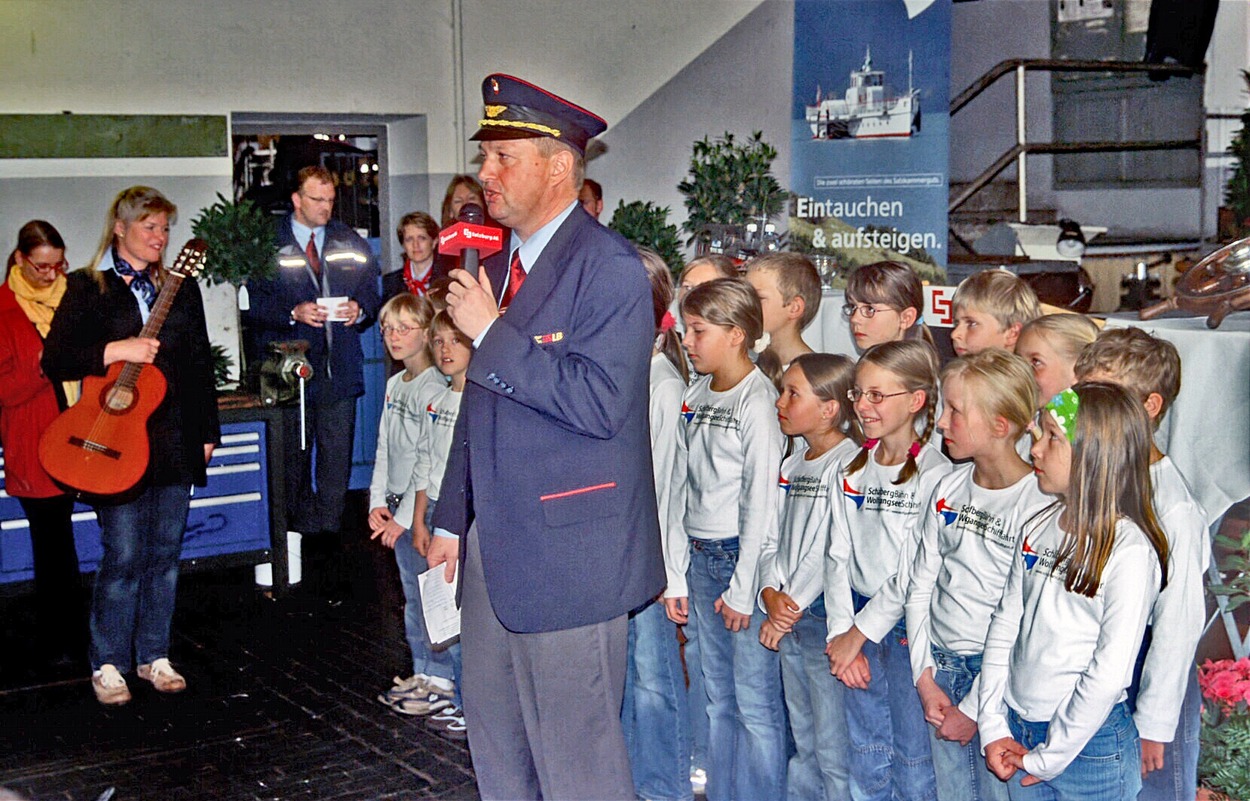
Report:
659,311,676,332
862,438,880,450
908,441,922,459
753,331,772,354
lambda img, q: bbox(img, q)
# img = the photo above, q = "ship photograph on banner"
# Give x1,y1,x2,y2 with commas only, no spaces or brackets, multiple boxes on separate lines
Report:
791,0,951,281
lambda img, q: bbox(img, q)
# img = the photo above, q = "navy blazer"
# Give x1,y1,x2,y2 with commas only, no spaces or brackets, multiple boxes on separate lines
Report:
243,216,380,404
433,207,664,633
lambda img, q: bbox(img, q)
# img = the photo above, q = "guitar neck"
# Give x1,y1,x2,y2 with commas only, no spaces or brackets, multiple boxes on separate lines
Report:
116,271,187,389
139,271,185,340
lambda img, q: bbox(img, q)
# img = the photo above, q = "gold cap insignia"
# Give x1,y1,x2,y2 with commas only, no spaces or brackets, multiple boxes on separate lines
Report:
484,104,507,119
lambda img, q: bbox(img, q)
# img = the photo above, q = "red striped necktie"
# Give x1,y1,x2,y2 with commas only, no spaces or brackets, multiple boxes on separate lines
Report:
501,251,525,312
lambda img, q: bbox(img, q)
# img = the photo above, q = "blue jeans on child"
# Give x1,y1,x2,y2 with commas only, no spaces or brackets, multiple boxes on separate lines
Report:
1006,702,1140,801
685,617,710,779
1127,626,1200,801
394,501,460,702
1137,667,1201,801
843,593,937,801
91,483,191,671
927,645,1008,801
687,536,786,801
779,595,850,801
623,598,693,801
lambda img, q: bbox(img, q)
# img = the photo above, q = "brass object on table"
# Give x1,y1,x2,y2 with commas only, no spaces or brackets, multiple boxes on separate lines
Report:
1140,236,1250,329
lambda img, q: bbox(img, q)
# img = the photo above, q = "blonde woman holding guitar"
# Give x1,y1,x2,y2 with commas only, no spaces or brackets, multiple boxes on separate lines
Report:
41,187,219,706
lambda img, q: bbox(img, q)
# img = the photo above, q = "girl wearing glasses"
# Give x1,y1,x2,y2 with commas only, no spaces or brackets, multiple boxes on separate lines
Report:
903,351,1053,801
843,261,935,352
824,339,951,801
0,220,85,671
367,292,459,717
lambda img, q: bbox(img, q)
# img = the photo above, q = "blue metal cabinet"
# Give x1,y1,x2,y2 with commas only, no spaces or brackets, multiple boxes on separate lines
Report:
0,420,273,586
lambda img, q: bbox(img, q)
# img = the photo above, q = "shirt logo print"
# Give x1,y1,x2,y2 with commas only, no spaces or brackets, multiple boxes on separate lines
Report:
935,497,959,526
842,478,866,509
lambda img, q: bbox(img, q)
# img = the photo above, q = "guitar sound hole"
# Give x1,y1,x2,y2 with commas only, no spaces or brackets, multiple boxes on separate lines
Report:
102,384,136,414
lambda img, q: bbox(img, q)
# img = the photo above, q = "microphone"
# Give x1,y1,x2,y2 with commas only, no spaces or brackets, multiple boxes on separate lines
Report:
438,203,503,280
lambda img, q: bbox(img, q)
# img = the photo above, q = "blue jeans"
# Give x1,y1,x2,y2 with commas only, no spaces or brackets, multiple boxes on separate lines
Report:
780,595,850,801
685,618,710,776
394,501,460,703
624,598,693,801
843,594,937,801
687,537,786,801
1138,667,1200,801
90,483,191,671
927,646,1008,801
1006,702,1140,801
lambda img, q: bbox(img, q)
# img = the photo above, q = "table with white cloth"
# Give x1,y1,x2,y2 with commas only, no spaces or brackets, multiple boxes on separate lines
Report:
1102,313,1250,526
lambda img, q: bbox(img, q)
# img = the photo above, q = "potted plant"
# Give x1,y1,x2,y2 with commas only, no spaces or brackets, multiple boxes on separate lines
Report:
190,194,278,388
1199,527,1250,800
608,200,685,277
190,193,277,287
677,131,785,250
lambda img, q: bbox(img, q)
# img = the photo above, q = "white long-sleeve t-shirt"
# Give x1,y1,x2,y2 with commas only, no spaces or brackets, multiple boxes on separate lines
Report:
757,438,860,614
977,508,1161,781
1133,456,1210,742
824,441,952,642
413,385,463,504
904,464,1055,718
651,354,687,596
368,366,447,526
666,368,784,613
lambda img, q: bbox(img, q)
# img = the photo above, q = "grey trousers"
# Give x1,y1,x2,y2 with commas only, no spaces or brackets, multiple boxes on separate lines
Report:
461,524,634,801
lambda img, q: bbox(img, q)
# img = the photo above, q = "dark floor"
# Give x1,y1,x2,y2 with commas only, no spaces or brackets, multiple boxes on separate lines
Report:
0,492,478,801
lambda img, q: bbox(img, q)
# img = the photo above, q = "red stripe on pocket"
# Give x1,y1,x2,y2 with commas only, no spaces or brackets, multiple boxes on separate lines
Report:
539,482,617,502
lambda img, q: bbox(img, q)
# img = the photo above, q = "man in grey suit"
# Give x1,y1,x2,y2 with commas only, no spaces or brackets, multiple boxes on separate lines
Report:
426,74,665,800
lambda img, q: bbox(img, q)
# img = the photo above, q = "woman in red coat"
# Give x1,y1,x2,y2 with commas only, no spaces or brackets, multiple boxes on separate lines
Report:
0,220,85,669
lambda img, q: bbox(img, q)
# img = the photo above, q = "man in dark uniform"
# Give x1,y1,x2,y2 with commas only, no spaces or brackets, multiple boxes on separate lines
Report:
427,74,664,800
243,165,379,536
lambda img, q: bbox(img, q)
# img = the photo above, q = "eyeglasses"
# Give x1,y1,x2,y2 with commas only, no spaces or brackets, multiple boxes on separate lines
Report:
841,303,896,319
23,257,66,273
847,388,912,404
380,323,419,337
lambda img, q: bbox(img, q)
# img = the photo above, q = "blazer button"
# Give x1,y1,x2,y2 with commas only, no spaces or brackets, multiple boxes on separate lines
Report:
505,387,514,394
486,372,496,381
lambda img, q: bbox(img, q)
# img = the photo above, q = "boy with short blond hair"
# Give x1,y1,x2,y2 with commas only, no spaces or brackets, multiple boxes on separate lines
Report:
950,269,1040,356
1074,326,1209,801
744,252,822,367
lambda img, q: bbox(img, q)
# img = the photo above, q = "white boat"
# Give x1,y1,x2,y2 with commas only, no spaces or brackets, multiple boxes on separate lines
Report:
805,47,921,140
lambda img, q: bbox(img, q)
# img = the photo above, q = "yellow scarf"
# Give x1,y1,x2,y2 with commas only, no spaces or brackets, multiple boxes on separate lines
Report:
7,265,79,405
8,264,65,337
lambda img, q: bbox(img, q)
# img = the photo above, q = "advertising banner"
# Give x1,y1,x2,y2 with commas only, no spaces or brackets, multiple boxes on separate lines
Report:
791,0,952,283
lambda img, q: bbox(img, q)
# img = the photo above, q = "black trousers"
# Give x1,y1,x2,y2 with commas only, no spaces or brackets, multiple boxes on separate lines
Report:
282,395,357,534
17,494,86,656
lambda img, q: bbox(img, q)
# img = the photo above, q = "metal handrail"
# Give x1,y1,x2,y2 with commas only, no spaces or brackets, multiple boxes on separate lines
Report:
949,59,1204,224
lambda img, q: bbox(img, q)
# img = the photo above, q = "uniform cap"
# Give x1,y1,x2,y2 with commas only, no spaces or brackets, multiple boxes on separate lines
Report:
471,73,607,156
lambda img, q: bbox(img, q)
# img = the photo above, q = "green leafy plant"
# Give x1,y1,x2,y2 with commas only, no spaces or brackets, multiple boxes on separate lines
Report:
677,131,785,248
190,194,277,286
1225,70,1250,240
210,344,235,392
1210,529,1250,615
609,200,685,277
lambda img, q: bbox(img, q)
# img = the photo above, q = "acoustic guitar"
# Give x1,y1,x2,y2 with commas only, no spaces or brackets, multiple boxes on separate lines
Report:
38,239,209,496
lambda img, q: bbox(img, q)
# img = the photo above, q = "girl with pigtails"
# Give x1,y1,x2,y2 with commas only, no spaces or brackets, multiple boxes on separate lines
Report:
824,340,952,801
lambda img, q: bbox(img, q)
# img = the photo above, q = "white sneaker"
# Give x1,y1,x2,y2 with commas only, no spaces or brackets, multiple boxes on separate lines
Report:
92,664,131,705
137,657,186,693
